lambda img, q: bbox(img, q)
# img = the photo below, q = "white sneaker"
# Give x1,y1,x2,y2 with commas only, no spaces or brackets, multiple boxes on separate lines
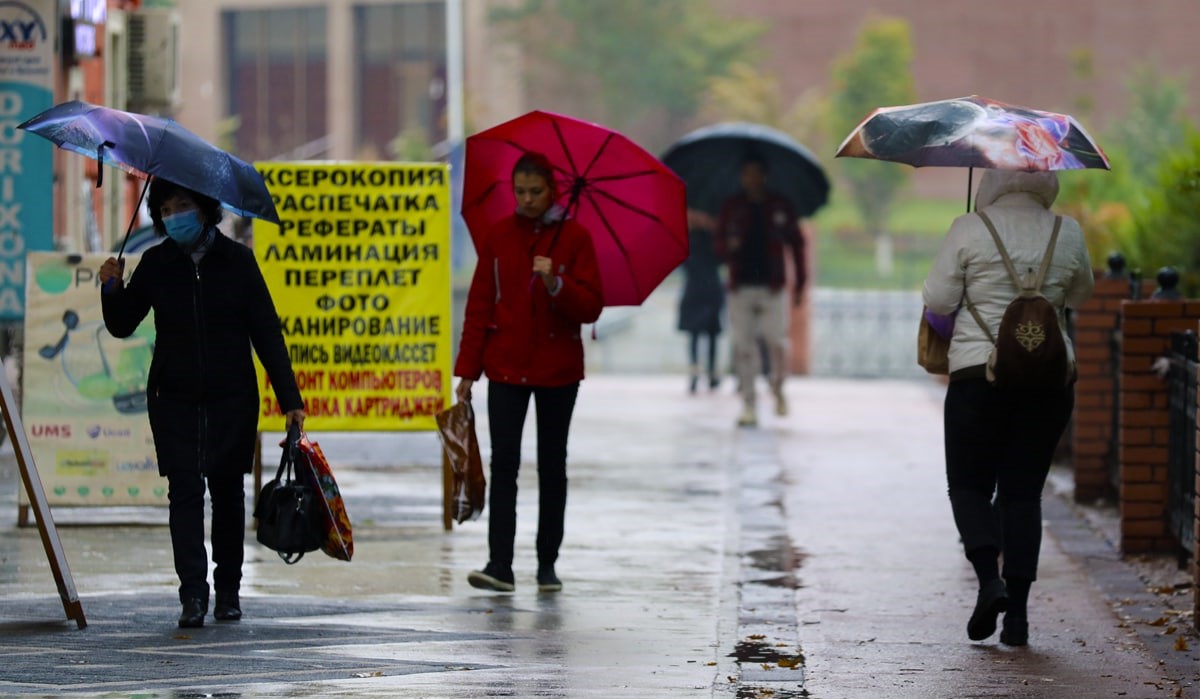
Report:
737,406,758,428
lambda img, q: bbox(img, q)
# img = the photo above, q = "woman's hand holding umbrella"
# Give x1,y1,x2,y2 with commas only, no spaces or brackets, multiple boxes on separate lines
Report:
533,255,558,292
98,257,125,294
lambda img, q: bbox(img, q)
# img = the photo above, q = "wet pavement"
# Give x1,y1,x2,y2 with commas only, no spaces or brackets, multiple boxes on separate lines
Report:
0,375,1197,698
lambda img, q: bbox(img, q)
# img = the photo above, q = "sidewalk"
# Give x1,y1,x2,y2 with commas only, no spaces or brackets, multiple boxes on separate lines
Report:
0,375,1196,697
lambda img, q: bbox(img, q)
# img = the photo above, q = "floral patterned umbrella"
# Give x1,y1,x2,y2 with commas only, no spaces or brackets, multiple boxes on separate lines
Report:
836,95,1109,209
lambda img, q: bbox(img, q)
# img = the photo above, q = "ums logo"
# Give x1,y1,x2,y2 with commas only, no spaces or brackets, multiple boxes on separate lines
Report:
0,2,47,50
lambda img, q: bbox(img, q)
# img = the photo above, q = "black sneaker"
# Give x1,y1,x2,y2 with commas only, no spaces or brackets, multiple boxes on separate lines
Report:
467,563,515,592
537,564,562,592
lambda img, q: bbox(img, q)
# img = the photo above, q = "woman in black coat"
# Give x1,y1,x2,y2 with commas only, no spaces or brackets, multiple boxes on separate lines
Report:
99,177,305,628
677,209,725,393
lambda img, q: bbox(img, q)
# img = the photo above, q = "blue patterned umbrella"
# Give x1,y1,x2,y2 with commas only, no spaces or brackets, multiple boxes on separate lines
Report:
18,101,279,233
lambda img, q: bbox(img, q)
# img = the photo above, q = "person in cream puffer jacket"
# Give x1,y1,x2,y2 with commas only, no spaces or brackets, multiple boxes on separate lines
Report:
924,169,1094,375
922,168,1094,648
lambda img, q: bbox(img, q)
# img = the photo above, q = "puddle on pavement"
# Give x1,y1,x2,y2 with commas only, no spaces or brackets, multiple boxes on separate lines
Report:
729,639,806,667
736,686,810,699
745,536,807,589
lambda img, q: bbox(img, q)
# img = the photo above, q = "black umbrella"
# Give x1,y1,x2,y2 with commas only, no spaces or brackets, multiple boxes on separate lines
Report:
660,122,830,217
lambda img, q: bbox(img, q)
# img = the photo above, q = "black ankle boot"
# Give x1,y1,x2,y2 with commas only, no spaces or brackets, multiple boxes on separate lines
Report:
966,579,1008,641
214,592,241,621
178,598,207,628
1000,614,1028,646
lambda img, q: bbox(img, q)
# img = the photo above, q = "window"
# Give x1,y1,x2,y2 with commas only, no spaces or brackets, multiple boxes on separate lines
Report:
223,7,328,162
355,3,447,160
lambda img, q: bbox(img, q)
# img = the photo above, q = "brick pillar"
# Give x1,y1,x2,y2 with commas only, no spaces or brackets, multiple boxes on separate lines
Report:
1118,300,1200,553
1072,275,1129,501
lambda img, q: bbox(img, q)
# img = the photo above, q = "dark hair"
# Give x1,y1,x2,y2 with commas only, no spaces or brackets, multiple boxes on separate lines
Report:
741,152,769,172
147,177,223,236
512,152,556,186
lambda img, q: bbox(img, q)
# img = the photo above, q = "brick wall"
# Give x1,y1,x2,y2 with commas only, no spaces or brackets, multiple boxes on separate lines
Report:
1118,301,1200,553
1072,276,1130,501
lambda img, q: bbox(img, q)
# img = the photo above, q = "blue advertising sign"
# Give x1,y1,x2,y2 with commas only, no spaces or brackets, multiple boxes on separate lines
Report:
0,0,54,320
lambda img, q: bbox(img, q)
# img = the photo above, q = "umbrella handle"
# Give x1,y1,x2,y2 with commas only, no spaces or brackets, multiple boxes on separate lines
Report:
105,176,151,293
546,181,585,256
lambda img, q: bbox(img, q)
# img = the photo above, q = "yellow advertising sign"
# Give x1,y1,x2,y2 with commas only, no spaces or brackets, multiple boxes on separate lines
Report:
21,253,162,507
254,162,452,431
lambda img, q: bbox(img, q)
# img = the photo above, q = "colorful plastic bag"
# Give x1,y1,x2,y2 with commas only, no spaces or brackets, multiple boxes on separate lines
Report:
435,401,486,523
296,433,354,561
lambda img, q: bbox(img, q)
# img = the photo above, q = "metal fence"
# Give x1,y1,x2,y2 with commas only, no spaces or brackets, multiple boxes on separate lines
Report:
1166,330,1197,561
810,288,927,379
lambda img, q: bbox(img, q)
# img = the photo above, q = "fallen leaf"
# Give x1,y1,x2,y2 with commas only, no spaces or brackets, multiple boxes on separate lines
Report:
1148,617,1170,626
352,671,384,678
705,661,716,667
748,634,766,640
777,657,801,669
1165,626,1178,635
1174,636,1190,652
172,635,191,641
761,663,774,671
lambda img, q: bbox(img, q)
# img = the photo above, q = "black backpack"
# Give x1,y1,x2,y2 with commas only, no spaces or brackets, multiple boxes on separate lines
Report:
965,210,1070,391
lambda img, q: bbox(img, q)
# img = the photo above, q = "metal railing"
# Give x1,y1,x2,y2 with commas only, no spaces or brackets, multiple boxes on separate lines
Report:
1165,330,1197,562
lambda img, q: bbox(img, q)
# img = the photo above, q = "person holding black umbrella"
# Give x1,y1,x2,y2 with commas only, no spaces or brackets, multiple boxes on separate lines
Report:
98,177,306,628
715,154,807,427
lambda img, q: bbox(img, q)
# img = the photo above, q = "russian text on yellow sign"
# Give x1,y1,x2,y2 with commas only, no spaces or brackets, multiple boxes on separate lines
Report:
254,162,452,432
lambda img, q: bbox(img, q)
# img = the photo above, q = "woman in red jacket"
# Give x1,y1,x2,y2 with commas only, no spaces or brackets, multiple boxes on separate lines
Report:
455,153,604,593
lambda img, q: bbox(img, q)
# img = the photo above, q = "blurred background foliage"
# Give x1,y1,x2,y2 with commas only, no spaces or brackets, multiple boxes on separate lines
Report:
491,1,1198,291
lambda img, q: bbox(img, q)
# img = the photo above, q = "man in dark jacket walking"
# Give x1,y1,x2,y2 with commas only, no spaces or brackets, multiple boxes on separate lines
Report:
715,154,806,427
99,178,305,628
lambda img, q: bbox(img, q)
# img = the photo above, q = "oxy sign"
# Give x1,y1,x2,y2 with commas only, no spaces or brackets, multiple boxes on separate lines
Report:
0,0,54,320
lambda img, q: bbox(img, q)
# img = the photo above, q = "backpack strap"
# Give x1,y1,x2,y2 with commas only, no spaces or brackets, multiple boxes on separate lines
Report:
964,211,1063,344
963,290,996,345
976,209,1025,290
976,210,1062,294
1031,216,1063,294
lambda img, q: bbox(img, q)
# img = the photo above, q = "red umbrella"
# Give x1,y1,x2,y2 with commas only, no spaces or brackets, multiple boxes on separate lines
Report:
462,110,688,307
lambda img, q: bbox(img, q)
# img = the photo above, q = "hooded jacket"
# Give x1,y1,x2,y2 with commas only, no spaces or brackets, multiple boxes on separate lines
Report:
922,170,1095,374
455,211,603,387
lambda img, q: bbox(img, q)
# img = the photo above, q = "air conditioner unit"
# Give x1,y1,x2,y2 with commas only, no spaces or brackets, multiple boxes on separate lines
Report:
126,9,180,111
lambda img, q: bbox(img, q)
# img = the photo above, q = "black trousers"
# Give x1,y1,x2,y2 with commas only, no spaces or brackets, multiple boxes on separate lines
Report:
944,378,1073,581
167,467,246,603
486,381,580,569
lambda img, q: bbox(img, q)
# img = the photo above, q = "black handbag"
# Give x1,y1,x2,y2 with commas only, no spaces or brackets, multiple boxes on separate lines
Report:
254,424,322,564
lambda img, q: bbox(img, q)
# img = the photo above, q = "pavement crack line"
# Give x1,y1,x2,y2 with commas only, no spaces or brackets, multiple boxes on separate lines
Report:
723,427,807,698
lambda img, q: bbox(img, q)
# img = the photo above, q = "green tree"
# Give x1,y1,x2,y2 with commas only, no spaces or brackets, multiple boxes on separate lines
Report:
701,62,826,152
1058,63,1194,269
492,0,764,147
828,17,916,277
1126,132,1200,294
